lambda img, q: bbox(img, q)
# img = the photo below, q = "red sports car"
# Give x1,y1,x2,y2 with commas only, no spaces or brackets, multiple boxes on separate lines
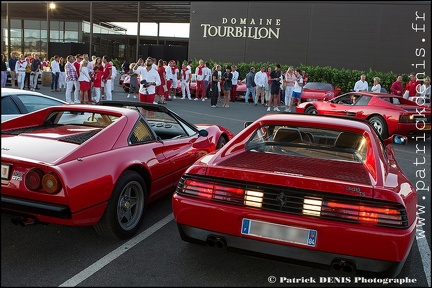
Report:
172,113,417,277
300,82,341,102
1,101,233,240
296,92,431,138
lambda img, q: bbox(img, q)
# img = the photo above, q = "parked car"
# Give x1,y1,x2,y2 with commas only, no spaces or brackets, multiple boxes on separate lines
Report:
300,82,341,103
1,101,234,240
295,92,431,138
172,113,417,277
1,88,67,122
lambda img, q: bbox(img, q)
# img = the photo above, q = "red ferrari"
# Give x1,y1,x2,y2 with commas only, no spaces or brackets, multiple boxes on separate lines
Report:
1,101,233,240
300,82,341,102
296,92,431,138
172,113,417,277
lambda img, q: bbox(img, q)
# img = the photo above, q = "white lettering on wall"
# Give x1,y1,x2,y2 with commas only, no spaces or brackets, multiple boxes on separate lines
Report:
201,17,281,40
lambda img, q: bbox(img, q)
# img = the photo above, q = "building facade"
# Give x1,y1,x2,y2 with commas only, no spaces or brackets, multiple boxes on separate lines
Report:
188,1,431,74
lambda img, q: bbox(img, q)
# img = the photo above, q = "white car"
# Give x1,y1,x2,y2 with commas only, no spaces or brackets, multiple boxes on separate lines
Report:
1,88,67,122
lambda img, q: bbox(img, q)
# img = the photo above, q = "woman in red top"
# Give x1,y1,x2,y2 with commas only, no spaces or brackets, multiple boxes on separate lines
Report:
156,59,167,104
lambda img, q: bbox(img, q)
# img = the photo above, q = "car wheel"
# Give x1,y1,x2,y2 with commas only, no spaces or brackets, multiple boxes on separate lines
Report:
94,170,147,240
305,106,318,114
368,115,388,139
216,136,227,149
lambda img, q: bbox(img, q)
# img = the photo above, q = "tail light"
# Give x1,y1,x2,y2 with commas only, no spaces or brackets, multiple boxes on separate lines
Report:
181,179,264,208
25,168,62,194
399,115,415,123
302,196,404,226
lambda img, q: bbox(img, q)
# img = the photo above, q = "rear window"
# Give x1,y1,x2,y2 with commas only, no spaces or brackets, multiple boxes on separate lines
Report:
44,110,120,128
245,125,367,163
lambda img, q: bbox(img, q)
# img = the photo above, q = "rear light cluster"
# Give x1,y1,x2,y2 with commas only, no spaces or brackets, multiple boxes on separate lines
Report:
25,168,62,194
399,115,415,123
303,196,404,226
177,177,407,228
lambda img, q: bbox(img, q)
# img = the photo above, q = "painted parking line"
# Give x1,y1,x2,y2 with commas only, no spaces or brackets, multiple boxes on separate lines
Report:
58,213,174,287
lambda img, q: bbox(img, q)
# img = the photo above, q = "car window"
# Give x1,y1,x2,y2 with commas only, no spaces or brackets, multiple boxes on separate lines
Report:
44,110,119,128
353,95,371,106
246,125,367,163
16,94,64,113
304,83,333,90
136,107,197,140
1,96,20,115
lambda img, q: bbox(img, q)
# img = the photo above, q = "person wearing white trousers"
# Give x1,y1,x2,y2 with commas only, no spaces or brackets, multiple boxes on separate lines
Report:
64,55,80,104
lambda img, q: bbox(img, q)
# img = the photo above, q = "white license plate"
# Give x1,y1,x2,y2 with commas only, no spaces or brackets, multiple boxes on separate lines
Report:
241,218,317,247
1,164,11,180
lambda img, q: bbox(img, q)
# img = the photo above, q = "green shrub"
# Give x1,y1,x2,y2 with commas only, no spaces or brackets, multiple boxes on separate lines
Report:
189,59,428,93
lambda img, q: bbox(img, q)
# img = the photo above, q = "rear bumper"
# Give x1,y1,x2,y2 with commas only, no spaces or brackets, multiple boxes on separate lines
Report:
1,195,107,226
173,195,415,277
177,223,406,277
1,195,71,219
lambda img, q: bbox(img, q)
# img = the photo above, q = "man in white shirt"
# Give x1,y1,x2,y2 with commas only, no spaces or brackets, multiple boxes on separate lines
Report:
353,74,368,92
50,55,61,92
230,65,239,101
204,62,212,98
254,66,267,105
133,57,161,104
166,60,179,99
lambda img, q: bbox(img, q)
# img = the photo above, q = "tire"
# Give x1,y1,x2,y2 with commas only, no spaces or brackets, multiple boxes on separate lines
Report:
305,106,318,114
368,115,388,139
216,135,227,149
94,170,147,240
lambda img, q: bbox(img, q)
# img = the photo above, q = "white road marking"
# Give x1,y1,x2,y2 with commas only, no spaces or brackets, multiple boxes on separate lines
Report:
58,213,174,287
417,230,431,286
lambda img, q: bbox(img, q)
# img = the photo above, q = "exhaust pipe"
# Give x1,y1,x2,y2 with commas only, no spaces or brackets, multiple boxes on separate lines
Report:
206,236,217,247
215,237,227,248
342,260,355,273
331,259,356,273
11,217,36,226
331,259,343,271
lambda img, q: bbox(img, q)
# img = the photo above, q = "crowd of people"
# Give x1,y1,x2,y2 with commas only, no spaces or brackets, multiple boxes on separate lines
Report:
353,73,430,105
1,52,430,107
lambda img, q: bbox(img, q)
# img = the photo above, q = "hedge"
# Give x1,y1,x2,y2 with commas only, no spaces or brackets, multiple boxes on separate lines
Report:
183,59,419,94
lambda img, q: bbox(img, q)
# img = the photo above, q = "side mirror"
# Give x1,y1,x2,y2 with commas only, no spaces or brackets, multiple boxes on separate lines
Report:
244,121,253,128
198,129,208,137
384,134,408,146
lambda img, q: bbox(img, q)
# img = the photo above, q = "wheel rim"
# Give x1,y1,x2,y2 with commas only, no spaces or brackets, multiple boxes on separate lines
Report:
370,119,383,135
117,181,145,231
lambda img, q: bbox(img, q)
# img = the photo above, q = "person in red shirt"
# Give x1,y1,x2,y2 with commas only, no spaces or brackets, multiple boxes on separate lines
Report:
405,72,421,97
92,65,103,103
390,75,404,96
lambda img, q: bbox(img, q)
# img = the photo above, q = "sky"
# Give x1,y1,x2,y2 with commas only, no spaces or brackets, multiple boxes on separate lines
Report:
110,22,190,38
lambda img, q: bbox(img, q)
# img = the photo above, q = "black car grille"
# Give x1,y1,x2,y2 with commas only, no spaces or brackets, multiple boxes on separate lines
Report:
177,175,409,229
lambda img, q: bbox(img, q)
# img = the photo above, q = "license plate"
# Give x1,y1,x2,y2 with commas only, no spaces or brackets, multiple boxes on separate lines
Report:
241,218,317,247
1,164,11,180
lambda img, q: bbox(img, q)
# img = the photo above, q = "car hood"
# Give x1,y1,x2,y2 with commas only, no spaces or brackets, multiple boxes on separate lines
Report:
302,89,330,94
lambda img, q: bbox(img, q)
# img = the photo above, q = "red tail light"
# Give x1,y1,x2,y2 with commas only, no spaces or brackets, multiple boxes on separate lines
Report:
323,201,402,225
25,168,62,194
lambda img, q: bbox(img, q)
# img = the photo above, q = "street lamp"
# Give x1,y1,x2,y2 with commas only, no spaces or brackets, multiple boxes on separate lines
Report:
47,2,55,59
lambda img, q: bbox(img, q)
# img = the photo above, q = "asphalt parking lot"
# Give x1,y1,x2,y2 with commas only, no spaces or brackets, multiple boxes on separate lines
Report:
1,78,430,287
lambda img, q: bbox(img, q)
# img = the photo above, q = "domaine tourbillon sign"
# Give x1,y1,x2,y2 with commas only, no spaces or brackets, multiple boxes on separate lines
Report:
200,17,281,40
